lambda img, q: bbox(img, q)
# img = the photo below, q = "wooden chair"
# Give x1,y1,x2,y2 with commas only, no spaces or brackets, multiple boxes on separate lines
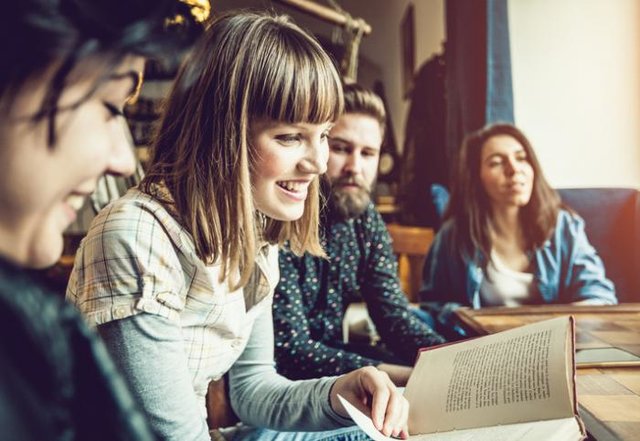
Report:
385,224,435,302
206,376,238,430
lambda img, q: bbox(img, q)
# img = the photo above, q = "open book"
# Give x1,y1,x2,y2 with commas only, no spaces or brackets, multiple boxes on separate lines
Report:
339,316,586,441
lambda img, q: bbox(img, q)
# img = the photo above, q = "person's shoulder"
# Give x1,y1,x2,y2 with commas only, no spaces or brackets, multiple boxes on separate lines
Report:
94,187,168,223
433,219,455,241
544,209,588,252
87,187,186,245
278,241,307,266
556,208,586,232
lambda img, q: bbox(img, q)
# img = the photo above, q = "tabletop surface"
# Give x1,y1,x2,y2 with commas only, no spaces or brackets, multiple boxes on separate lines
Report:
454,304,640,441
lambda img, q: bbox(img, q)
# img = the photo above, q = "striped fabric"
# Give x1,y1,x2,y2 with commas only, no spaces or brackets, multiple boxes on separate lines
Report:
67,186,279,405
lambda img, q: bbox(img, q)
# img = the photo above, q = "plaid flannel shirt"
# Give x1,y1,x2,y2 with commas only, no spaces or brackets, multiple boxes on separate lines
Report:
67,187,278,406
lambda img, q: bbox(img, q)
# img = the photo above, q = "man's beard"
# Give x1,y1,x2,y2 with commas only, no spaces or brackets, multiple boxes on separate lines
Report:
329,174,372,220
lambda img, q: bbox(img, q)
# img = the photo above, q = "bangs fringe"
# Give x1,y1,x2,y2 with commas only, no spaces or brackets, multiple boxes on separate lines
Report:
250,30,343,124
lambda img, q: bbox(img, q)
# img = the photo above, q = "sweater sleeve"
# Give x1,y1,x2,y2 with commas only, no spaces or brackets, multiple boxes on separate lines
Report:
97,314,211,441
273,248,380,380
228,303,352,431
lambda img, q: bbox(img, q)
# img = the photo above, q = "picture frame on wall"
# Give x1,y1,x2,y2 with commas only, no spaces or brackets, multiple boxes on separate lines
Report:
401,3,415,98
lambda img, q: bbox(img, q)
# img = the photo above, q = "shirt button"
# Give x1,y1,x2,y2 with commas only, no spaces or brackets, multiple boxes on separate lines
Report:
114,307,126,318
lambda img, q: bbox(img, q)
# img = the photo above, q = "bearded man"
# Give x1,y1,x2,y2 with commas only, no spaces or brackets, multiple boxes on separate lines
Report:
273,84,444,386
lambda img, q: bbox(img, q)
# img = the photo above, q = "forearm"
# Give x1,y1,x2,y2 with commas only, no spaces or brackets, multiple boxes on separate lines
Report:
273,289,379,378
275,335,379,379
230,308,351,431
98,314,211,441
371,299,445,361
362,270,445,361
362,217,445,360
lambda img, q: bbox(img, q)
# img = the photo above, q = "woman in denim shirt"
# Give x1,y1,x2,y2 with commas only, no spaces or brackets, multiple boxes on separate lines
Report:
420,124,616,337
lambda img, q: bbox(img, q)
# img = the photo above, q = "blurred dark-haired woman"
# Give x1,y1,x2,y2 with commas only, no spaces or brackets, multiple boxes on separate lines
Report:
420,123,616,337
0,1,198,439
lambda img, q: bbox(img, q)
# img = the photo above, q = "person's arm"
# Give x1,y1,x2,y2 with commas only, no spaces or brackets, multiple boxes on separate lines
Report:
67,202,209,441
98,314,211,441
358,208,445,364
418,225,470,338
229,301,348,431
273,249,381,379
562,214,617,305
230,301,409,438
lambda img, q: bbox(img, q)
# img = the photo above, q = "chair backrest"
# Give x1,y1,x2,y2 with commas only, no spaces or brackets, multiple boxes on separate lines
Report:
386,224,435,302
557,188,640,303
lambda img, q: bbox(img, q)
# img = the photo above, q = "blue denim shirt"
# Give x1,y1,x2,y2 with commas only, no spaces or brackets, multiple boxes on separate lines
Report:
420,210,617,333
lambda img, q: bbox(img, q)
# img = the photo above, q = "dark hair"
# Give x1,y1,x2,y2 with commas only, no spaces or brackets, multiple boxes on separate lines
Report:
342,83,386,136
141,10,343,290
445,123,560,265
0,0,200,144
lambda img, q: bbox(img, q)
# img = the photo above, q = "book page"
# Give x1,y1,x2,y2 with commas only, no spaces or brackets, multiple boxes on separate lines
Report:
338,395,583,441
410,418,583,441
404,317,574,434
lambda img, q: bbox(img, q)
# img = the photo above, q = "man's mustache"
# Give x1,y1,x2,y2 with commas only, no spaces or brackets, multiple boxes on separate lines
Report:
332,174,369,191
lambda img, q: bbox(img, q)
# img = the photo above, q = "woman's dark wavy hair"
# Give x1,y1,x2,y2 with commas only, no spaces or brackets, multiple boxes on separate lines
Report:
445,123,561,266
0,0,200,145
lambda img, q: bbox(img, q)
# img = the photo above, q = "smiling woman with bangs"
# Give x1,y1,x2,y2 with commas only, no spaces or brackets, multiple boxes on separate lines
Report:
66,10,409,441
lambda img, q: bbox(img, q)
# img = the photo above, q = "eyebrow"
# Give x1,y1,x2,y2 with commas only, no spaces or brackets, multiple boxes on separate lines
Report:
328,136,351,144
484,148,526,161
329,136,381,151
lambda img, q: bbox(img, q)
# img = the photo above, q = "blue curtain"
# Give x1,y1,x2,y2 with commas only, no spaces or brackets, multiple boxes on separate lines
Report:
445,0,514,158
486,0,514,123
398,0,514,227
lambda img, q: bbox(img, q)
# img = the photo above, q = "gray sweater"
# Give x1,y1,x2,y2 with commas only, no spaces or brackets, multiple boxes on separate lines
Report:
99,306,350,441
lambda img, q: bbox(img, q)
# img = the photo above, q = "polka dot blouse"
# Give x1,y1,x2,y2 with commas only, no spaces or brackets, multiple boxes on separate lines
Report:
273,203,445,380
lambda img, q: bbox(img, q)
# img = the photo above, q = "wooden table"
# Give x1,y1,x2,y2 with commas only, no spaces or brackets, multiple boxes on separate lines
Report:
454,304,640,441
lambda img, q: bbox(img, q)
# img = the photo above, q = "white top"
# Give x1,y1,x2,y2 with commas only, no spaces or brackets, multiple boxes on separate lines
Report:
479,251,534,306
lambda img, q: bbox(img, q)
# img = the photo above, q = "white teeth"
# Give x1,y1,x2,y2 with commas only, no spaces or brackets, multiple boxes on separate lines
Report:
65,195,86,211
278,181,308,192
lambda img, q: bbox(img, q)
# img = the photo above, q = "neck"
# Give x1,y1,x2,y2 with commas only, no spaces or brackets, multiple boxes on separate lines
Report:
489,205,521,239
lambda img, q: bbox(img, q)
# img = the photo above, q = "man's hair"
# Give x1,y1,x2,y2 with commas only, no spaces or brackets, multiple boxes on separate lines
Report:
141,10,343,290
343,83,386,136
445,123,560,266
0,0,199,145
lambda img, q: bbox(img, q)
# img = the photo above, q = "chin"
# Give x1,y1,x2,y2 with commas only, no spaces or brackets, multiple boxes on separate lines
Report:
269,208,305,222
27,233,64,269
517,196,532,206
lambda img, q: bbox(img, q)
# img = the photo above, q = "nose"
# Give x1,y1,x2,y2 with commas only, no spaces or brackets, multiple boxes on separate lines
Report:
343,151,363,175
504,157,518,177
106,117,137,177
299,139,328,175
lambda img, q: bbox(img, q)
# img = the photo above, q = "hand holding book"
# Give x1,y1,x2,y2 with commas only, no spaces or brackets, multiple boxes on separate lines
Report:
340,316,585,441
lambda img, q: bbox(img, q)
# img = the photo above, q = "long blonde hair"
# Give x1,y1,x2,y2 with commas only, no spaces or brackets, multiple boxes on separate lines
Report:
141,10,343,290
